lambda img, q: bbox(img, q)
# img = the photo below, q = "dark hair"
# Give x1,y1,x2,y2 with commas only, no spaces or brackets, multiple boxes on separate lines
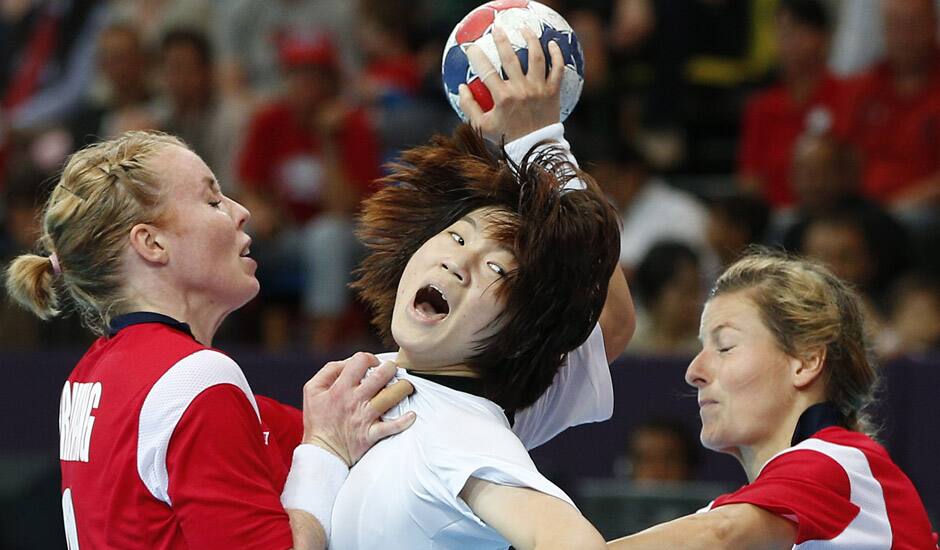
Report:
353,124,621,412
709,193,770,244
630,418,700,473
634,241,700,308
778,0,830,31
161,27,213,66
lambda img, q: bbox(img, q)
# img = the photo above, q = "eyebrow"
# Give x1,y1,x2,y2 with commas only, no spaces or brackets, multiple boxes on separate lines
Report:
203,176,220,193
698,323,739,343
459,215,478,230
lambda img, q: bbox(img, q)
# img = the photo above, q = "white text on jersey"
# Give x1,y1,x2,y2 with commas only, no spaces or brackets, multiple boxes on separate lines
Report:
60,381,102,462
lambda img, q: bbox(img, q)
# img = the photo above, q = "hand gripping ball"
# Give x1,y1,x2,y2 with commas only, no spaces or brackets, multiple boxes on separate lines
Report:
441,0,585,122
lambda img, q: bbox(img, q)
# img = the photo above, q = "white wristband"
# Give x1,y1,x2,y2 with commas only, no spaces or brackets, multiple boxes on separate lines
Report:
503,123,585,191
280,444,349,540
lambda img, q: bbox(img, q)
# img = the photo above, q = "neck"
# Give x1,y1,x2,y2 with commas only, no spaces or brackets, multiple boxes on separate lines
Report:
395,350,480,378
122,277,229,347
733,398,822,482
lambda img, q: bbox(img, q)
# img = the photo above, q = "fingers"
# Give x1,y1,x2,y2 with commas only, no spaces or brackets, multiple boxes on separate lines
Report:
334,351,379,389
368,411,417,443
493,26,523,82
466,43,502,99
458,84,486,123
522,27,545,83
354,360,399,402
306,360,344,392
367,379,414,415
546,40,564,93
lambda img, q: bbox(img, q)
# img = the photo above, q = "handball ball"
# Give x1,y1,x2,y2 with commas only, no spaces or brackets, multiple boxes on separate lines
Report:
442,0,584,122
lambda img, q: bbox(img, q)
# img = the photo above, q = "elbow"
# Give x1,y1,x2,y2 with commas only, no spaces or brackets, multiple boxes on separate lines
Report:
548,528,606,550
600,302,636,361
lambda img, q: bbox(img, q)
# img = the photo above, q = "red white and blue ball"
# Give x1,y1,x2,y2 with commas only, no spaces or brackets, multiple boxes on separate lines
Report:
442,0,584,122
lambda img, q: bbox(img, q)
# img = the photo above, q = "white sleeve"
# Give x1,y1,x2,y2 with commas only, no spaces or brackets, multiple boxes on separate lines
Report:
512,323,613,450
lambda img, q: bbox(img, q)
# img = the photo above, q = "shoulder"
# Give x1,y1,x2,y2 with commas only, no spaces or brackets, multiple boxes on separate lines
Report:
137,349,258,504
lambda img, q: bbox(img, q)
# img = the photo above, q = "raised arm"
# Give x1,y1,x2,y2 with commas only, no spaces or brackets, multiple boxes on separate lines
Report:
460,477,606,550
461,27,635,363
607,504,796,550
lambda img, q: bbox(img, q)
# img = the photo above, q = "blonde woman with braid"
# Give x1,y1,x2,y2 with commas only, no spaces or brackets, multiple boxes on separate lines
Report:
5,132,414,550
609,249,937,548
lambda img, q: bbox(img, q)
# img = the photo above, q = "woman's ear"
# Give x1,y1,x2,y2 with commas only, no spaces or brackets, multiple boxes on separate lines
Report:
128,223,168,265
793,345,827,390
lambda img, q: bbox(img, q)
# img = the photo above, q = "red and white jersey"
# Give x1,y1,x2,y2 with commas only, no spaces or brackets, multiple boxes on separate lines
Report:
59,313,301,549
705,425,938,549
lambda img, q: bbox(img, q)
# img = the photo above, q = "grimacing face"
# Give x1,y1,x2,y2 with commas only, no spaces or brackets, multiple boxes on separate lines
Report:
685,291,801,459
391,207,517,371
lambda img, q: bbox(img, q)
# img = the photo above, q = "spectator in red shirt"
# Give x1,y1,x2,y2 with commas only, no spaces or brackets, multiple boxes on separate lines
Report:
840,0,940,211
236,31,381,349
738,0,849,209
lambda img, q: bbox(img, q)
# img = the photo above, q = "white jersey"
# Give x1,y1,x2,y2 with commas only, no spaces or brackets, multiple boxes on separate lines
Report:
330,369,574,549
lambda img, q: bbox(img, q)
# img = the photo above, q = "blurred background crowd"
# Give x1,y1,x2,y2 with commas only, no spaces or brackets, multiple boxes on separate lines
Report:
1,0,939,544
1,0,939,359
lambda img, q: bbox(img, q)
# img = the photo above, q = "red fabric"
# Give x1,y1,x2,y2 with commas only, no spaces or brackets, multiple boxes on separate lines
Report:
710,427,938,548
365,55,422,96
255,395,304,470
838,54,940,202
712,449,856,542
2,10,60,109
237,101,381,224
738,73,850,208
166,386,293,549
60,325,293,549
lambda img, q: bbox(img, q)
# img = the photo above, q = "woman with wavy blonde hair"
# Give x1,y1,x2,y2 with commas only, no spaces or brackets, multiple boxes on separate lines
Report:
610,248,937,548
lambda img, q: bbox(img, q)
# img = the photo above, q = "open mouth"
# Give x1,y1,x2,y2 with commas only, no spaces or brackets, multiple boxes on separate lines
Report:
413,284,449,319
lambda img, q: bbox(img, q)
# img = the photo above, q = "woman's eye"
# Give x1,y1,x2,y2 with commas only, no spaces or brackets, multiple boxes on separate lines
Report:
718,346,734,353
486,261,505,277
209,200,222,208
449,231,465,245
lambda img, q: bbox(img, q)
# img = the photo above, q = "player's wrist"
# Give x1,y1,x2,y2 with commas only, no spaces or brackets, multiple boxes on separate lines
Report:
281,444,350,540
302,433,352,467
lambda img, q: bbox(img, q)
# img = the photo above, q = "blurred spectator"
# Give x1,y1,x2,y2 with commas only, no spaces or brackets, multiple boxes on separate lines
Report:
882,272,940,358
108,0,212,52
67,21,157,148
354,0,445,164
213,0,358,100
597,143,709,275
788,131,859,216
617,418,699,483
839,0,940,213
236,31,381,350
0,0,107,134
738,0,850,209
797,207,911,337
627,241,704,357
705,193,771,278
153,27,248,193
0,165,86,347
0,0,107,183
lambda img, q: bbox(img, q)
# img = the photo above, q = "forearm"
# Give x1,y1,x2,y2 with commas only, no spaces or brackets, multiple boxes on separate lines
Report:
287,509,326,550
608,505,794,550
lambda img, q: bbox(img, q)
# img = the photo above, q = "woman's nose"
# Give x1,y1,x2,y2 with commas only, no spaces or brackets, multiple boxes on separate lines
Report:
685,349,709,388
441,259,468,284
